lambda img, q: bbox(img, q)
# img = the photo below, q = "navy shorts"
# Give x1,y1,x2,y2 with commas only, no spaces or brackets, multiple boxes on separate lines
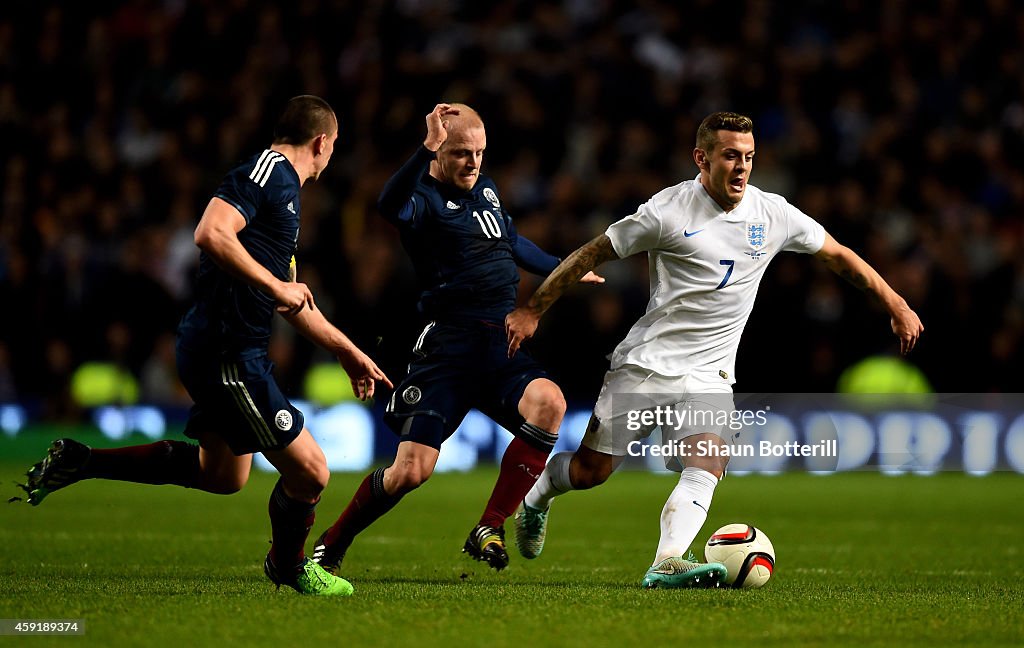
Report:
384,320,549,449
176,343,304,456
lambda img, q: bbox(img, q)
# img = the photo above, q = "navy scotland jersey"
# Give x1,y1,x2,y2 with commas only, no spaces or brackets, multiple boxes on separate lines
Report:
378,146,560,323
178,149,301,359
379,146,562,448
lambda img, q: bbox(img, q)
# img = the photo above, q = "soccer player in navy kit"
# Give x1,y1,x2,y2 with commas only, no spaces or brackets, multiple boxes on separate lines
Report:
19,96,391,596
312,103,603,572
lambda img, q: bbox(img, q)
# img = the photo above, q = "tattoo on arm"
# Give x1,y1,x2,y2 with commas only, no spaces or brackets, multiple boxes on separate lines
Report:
528,234,618,314
836,266,870,291
822,248,883,304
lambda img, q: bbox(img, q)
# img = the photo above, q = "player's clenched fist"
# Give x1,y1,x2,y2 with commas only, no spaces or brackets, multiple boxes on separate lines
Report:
274,280,315,315
424,103,460,152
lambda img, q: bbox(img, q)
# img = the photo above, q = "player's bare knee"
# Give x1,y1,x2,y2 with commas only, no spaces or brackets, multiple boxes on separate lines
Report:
386,464,430,494
199,470,247,495
702,463,727,480
570,457,613,489
569,445,617,489
401,470,430,493
595,461,615,485
197,439,249,494
717,454,730,478
539,390,567,430
685,454,727,479
197,463,248,494
522,381,567,432
285,458,329,501
215,472,248,494
574,467,609,489
310,460,330,494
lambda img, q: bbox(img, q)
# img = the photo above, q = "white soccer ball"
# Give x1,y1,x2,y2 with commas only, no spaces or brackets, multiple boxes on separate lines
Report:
704,524,775,588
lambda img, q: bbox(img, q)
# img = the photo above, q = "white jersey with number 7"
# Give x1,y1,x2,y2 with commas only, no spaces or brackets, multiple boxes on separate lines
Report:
604,174,826,385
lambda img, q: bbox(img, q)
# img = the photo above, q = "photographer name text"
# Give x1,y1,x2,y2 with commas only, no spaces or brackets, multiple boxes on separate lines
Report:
626,439,838,458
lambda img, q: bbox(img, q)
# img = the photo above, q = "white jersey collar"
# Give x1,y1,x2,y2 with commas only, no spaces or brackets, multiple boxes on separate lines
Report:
692,174,749,221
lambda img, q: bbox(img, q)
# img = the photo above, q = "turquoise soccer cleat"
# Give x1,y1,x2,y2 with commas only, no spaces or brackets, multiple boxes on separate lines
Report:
514,501,549,559
641,552,728,590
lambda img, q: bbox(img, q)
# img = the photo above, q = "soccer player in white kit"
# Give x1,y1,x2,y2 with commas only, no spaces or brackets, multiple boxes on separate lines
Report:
505,112,924,588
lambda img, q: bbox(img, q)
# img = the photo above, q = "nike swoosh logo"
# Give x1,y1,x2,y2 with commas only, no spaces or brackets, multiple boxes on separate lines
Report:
684,229,704,237
692,500,708,513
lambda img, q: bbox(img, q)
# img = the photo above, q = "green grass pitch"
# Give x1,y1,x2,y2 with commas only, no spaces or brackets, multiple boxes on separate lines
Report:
2,447,1022,647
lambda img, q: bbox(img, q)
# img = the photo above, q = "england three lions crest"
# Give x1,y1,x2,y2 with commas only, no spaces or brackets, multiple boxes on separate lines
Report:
745,221,767,260
483,187,501,210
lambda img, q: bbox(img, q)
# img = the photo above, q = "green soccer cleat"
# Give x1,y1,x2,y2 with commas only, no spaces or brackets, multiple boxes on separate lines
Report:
514,501,549,559
641,552,728,590
13,439,91,506
462,524,509,571
264,554,354,596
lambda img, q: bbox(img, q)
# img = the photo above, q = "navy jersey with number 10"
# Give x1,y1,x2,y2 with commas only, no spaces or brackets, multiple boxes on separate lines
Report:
378,146,561,323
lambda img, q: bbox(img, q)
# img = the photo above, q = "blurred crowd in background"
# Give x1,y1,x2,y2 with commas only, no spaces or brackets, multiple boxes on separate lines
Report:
1,0,1022,421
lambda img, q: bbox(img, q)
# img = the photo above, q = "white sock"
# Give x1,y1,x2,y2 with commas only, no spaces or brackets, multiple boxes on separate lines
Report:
524,451,574,510
653,467,719,565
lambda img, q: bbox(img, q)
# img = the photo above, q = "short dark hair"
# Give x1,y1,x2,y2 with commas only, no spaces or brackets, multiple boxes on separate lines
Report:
696,112,753,152
272,95,337,145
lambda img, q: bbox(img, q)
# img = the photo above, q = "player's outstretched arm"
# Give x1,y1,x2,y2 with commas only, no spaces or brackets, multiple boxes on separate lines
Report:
506,233,619,357
283,305,392,401
510,233,607,284
194,197,314,315
281,261,392,400
814,233,924,355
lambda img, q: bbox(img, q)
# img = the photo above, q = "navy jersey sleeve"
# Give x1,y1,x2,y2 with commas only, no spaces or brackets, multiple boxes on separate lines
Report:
213,151,296,224
378,146,436,227
214,166,265,223
505,212,560,276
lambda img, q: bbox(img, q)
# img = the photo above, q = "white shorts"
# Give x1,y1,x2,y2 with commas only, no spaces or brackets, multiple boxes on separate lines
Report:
583,365,736,464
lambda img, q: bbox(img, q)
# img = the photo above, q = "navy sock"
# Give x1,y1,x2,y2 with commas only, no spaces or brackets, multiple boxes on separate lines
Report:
268,479,317,575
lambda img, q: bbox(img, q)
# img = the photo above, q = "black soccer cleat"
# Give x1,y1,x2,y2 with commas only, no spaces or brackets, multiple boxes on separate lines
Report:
264,552,286,591
311,529,348,575
14,438,91,506
462,524,509,571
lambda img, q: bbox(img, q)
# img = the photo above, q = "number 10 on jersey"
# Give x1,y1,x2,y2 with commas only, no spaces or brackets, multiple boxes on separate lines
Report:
472,210,502,238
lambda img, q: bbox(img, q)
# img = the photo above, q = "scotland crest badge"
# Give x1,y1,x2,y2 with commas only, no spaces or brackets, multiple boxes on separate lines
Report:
483,187,501,210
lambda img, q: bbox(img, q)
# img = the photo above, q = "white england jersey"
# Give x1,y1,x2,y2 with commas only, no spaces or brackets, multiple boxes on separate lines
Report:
605,175,826,384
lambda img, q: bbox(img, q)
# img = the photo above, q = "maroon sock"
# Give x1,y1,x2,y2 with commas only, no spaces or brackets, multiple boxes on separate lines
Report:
84,441,200,488
479,424,557,529
268,479,317,575
321,467,402,552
